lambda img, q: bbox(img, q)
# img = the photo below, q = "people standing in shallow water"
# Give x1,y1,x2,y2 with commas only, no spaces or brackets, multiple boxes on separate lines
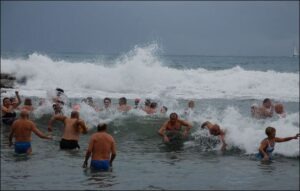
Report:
83,123,116,171
2,91,21,126
158,112,192,144
48,111,88,150
9,110,52,154
201,121,227,151
257,127,299,161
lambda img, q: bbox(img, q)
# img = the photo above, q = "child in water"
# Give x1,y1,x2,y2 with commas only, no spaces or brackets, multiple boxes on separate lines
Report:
257,127,299,161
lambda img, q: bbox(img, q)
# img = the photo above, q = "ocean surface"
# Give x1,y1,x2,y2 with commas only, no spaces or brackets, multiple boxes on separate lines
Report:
1,44,299,190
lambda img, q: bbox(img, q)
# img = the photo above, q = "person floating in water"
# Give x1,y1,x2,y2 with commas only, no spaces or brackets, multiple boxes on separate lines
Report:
9,110,52,154
48,111,88,150
257,127,299,161
201,121,227,151
82,123,116,171
158,112,192,144
2,91,22,126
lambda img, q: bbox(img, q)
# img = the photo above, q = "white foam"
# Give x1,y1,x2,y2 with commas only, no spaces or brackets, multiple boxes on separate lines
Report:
190,106,299,157
1,44,299,101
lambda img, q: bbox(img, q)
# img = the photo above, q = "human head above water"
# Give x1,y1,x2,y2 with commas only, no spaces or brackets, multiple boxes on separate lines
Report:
265,127,276,137
263,98,272,109
97,123,107,132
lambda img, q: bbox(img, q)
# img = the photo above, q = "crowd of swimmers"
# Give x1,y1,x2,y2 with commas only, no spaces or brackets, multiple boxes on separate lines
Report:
1,88,299,171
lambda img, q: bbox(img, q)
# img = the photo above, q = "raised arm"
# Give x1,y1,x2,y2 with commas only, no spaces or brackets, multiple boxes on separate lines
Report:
275,133,299,143
48,115,66,132
14,91,22,108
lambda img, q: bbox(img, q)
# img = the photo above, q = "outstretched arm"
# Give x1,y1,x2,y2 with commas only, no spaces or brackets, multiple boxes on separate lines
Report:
48,115,66,132
275,133,300,143
110,140,117,167
32,123,52,140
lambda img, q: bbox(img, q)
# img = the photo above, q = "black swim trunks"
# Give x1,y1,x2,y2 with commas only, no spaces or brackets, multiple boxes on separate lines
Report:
60,138,80,150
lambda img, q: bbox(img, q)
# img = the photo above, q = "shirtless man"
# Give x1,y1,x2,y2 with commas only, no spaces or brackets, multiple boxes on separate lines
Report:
82,123,116,171
201,121,227,151
9,110,52,154
48,111,88,150
158,112,192,143
251,98,274,119
117,97,132,112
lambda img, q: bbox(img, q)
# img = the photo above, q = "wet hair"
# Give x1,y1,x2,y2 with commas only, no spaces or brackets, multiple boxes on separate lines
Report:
97,123,107,131
56,88,64,95
103,97,111,103
145,99,151,106
2,97,10,104
71,111,79,118
265,127,275,136
201,121,210,129
119,97,127,104
24,98,32,106
150,102,157,109
169,112,178,119
263,98,271,104
20,110,29,119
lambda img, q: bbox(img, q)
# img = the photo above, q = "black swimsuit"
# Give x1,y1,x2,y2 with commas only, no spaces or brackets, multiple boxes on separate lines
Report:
60,138,80,150
2,112,17,125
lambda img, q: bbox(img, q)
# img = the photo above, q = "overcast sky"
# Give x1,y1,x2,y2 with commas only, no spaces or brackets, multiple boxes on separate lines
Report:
1,1,299,56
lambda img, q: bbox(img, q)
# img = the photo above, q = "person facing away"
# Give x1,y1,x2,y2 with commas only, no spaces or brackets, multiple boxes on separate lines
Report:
9,110,52,154
117,97,132,112
201,121,227,151
257,127,299,161
48,111,88,150
2,91,22,126
20,98,34,112
83,123,116,171
158,112,192,143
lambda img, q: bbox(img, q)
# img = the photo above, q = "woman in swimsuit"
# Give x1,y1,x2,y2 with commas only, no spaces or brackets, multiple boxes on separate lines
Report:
1,91,21,125
257,127,299,161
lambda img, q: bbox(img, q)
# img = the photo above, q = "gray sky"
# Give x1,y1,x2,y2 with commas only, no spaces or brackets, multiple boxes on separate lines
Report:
1,1,299,56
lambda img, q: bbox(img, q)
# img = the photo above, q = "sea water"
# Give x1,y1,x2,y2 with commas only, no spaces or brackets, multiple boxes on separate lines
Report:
1,44,299,190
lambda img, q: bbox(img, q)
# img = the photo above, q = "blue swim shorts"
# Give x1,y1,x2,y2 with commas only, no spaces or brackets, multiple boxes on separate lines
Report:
91,160,110,171
14,142,31,154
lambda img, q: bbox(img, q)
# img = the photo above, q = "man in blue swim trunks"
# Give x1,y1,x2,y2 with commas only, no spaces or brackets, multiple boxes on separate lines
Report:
9,110,52,154
82,123,116,171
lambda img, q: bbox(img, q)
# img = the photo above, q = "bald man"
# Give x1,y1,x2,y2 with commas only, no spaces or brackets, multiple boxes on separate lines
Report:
48,111,88,150
201,121,227,151
9,110,52,154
